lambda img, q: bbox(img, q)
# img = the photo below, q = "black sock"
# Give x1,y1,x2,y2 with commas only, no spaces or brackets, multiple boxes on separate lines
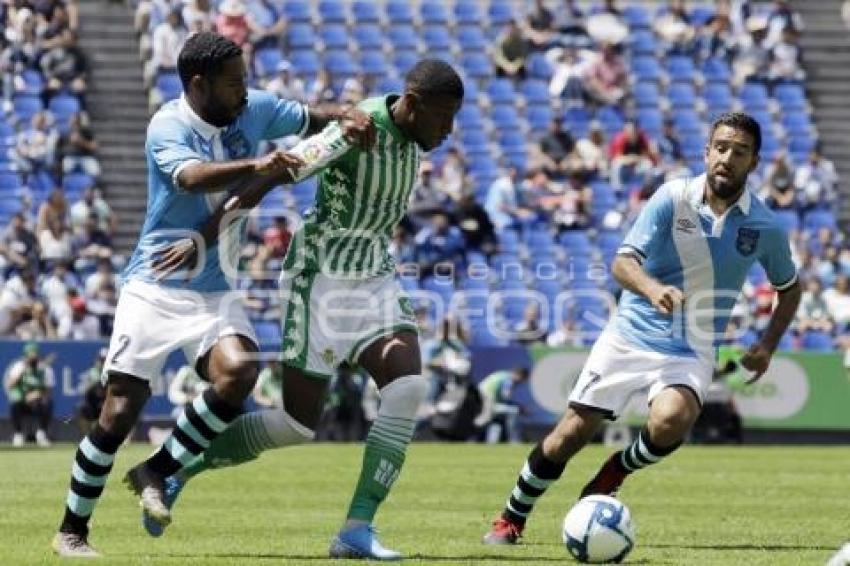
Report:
503,443,567,526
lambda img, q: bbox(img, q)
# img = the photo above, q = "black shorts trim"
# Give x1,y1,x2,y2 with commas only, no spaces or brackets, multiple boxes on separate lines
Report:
656,383,703,410
568,401,617,421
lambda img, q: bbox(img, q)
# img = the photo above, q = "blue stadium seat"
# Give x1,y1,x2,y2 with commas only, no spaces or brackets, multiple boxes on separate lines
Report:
666,56,696,82
486,78,516,106
526,53,554,81
782,111,811,135
623,5,651,29
629,30,656,55
359,51,388,77
461,129,490,152
351,0,380,22
526,105,553,131
290,51,320,77
422,26,453,51
521,80,549,105
739,82,769,111
667,83,696,108
563,106,590,131
457,26,488,51
455,0,482,26
457,104,484,128
773,210,800,233
704,83,733,113
18,70,44,95
596,105,624,134
803,210,837,232
774,83,806,111
320,24,349,50
419,1,449,25
631,56,662,81
63,172,95,195
286,24,316,50
254,321,282,345
154,72,182,102
634,81,660,107
385,0,414,25
672,109,702,135
12,94,43,124
789,134,815,157
636,108,663,134
702,57,731,83
491,105,521,129
461,52,493,80
691,6,715,26
324,50,358,77
488,0,514,28
254,48,282,78
281,0,312,23
800,330,833,352
386,25,419,52
0,172,22,192
352,24,384,51
377,75,404,94
470,323,508,347
421,276,455,306
48,93,81,130
318,0,348,23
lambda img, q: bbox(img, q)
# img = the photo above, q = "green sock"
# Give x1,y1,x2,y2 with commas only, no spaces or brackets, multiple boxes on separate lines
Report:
346,415,416,522
180,412,277,480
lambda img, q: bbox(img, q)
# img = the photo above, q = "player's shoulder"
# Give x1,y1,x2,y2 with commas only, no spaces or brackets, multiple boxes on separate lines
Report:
246,88,278,107
742,190,787,236
146,99,190,140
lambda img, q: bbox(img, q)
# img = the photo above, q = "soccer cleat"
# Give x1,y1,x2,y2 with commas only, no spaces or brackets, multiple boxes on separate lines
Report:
328,524,402,561
143,476,184,537
52,532,101,558
12,432,24,447
124,464,171,528
827,542,850,566
483,516,524,545
579,453,630,499
36,429,51,447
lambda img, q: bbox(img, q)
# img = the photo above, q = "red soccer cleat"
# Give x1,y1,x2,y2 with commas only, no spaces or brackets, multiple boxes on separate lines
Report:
482,516,524,545
579,452,630,499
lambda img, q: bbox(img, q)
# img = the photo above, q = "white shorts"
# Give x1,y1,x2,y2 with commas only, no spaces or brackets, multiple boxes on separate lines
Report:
279,271,418,379
103,279,257,382
568,330,713,420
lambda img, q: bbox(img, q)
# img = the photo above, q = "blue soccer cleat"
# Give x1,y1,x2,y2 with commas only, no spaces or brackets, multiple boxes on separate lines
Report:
143,475,184,537
328,524,402,561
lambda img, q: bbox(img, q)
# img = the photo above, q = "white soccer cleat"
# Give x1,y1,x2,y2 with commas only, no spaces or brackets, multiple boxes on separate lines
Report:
124,464,172,528
36,429,51,447
329,524,402,561
12,432,24,447
52,532,101,558
827,542,850,566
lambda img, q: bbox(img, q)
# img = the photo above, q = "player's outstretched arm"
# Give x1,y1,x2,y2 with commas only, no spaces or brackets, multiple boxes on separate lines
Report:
306,103,376,149
176,150,304,193
612,254,684,315
740,279,801,382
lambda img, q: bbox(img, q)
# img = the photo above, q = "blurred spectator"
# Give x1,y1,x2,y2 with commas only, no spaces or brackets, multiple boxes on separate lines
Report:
0,269,40,336
245,0,286,50
182,0,215,33
70,187,115,236
657,119,683,163
4,341,54,447
414,212,466,279
87,279,117,336
307,68,336,106
216,0,253,48
264,60,307,103
762,152,795,209
422,316,471,404
524,0,555,51
823,275,850,329
39,217,73,265
485,167,535,231
169,365,208,410
554,170,592,231
514,303,545,345
794,146,838,209
75,348,107,434
474,366,530,443
798,278,835,334
36,189,67,235
493,19,529,80
147,8,187,86
13,111,57,180
57,295,100,339
454,192,497,257
438,147,466,203
15,300,57,339
599,0,623,19
538,118,575,179
751,283,775,332
698,5,736,62
548,45,589,105
0,213,39,276
262,215,291,259
552,0,588,46
769,28,803,82
733,17,770,86
84,257,117,298
321,362,369,442
547,319,583,347
609,121,658,191
654,0,696,55
339,76,366,105
582,42,627,106
40,260,77,319
40,30,87,97
254,358,283,408
389,226,416,266
72,213,113,265
766,0,804,47
39,3,73,52
844,0,850,30
572,121,609,177
409,160,453,227
59,112,100,177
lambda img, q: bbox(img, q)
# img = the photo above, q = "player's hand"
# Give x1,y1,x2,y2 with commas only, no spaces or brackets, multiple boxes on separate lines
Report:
338,107,376,149
740,343,773,384
648,284,684,315
151,238,198,282
253,150,304,175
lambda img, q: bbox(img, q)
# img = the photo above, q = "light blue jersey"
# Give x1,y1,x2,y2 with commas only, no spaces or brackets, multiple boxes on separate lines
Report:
123,89,308,292
613,174,797,361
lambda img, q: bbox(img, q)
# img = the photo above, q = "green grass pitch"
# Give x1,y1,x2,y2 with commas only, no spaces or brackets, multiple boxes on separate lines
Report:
0,443,845,565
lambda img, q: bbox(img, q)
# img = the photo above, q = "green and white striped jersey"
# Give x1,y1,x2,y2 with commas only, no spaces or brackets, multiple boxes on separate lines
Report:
283,95,420,279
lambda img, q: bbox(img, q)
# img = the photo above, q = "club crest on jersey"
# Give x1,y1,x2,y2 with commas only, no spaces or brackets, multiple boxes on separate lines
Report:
222,129,251,159
736,227,759,256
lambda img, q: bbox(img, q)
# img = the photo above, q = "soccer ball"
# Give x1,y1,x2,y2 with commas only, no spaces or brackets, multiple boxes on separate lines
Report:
562,495,635,564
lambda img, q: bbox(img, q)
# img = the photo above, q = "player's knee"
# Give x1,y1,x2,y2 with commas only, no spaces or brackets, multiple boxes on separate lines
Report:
263,409,315,447
648,405,695,440
214,358,259,398
379,374,429,416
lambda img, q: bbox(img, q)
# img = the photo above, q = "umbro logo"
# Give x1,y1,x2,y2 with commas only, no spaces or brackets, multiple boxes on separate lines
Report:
676,218,697,233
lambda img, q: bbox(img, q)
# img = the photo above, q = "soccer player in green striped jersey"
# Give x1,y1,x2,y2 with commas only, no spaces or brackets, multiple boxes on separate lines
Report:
150,59,464,560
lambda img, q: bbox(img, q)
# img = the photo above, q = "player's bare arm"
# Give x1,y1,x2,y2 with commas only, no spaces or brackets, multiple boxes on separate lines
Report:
307,103,376,148
611,254,684,315
740,279,801,382
176,150,304,193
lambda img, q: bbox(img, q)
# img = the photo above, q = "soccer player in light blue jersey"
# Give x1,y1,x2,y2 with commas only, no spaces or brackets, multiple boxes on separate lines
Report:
52,32,375,557
484,112,802,545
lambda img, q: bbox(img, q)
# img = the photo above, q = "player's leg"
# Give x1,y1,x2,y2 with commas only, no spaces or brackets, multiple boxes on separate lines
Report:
329,330,428,561
34,396,53,447
580,385,701,498
126,334,259,524
53,372,150,557
483,405,605,545
9,400,25,447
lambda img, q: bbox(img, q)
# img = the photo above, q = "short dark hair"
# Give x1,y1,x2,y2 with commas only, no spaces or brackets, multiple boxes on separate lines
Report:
709,112,761,154
404,59,464,101
177,32,243,90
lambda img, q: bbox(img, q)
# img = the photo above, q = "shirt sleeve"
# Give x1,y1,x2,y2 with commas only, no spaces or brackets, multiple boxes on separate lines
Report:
618,184,675,263
147,116,205,189
287,121,353,182
253,90,309,140
758,225,798,291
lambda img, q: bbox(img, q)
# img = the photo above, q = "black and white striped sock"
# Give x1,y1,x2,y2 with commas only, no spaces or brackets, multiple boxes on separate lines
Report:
503,443,566,526
619,427,681,472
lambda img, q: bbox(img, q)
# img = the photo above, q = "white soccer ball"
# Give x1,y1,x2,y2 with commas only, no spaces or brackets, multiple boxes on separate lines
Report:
562,495,636,563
